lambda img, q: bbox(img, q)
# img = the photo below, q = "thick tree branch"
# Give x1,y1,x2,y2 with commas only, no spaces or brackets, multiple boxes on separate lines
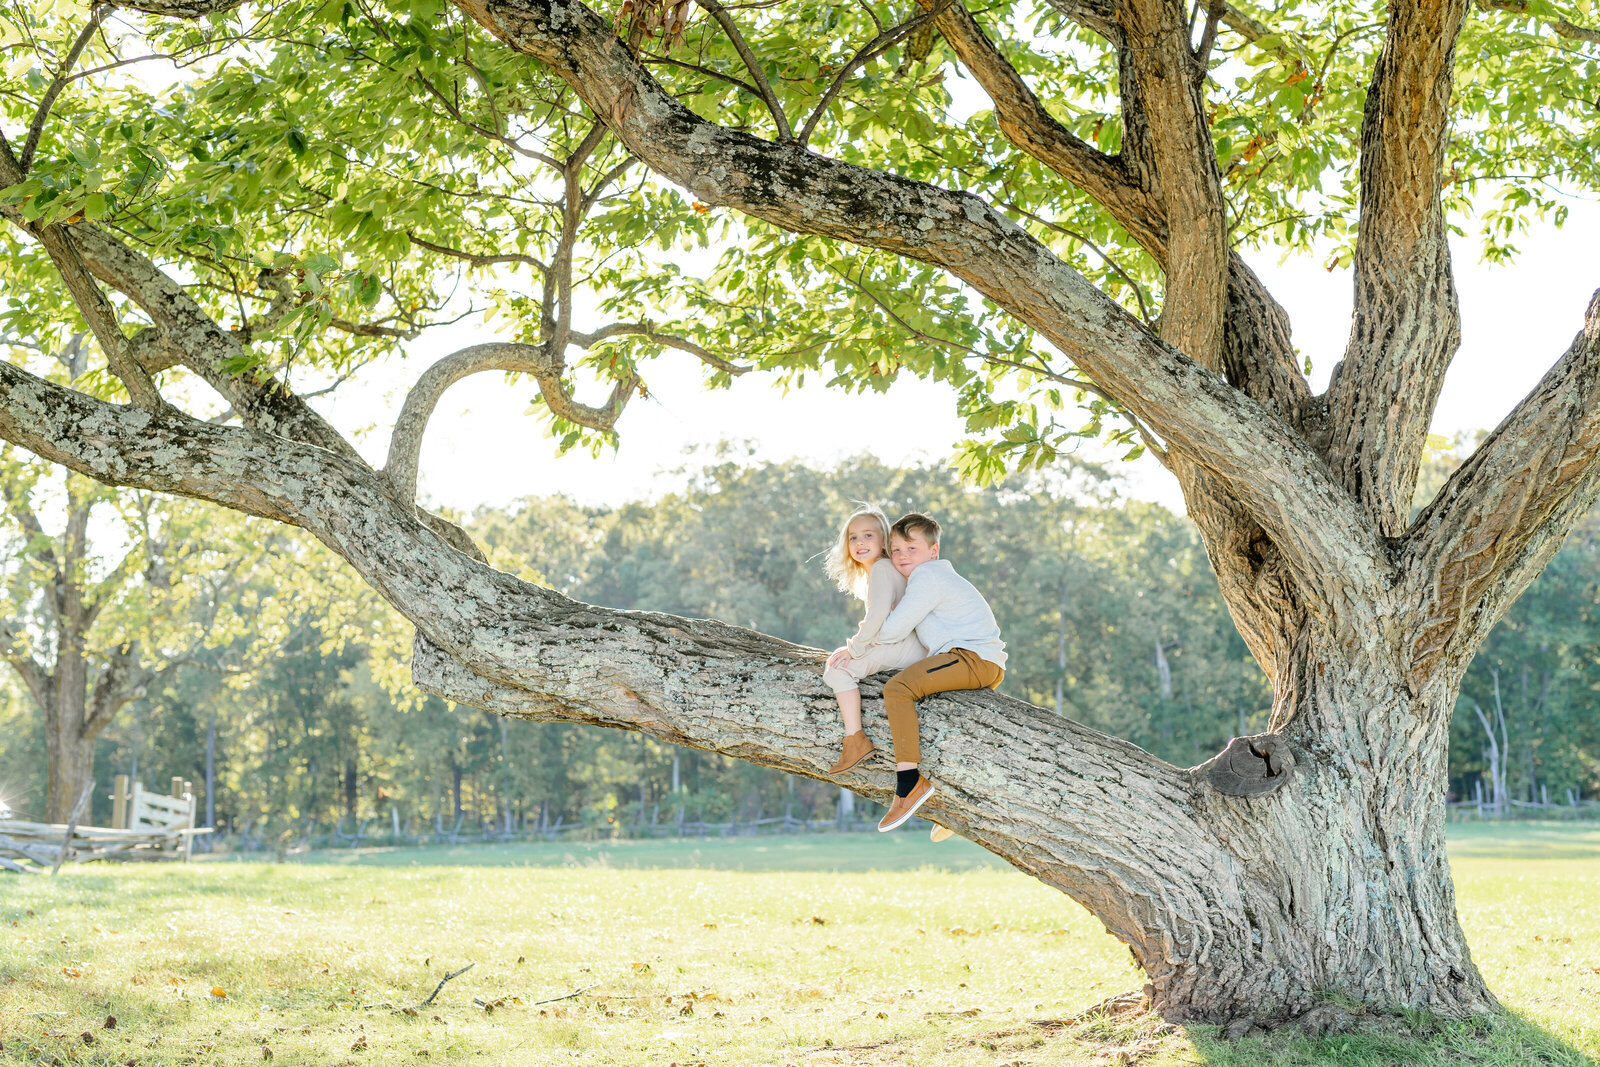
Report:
384,342,638,503
408,631,1256,1011
924,0,1312,427
64,223,362,459
110,0,248,16
919,0,1163,251
450,0,1387,614
1476,0,1600,43
82,642,148,741
1116,0,1230,370
1323,0,1470,535
0,618,52,711
1403,291,1600,690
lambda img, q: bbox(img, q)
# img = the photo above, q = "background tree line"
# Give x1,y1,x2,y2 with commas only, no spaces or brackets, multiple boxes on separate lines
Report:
0,446,1593,835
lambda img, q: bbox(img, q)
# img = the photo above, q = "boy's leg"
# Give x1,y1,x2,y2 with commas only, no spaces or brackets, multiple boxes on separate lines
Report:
882,650,1003,766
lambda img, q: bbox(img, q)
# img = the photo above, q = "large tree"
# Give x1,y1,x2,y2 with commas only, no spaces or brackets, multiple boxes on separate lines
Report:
0,407,288,821
1,0,1597,1028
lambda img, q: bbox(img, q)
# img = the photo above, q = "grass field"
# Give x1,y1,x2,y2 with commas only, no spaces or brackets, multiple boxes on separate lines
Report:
2,825,1597,1065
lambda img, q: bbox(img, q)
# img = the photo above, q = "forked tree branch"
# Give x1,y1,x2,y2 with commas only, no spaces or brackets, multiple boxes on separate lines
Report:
65,223,362,459
19,5,113,173
82,641,149,741
1324,0,1470,535
923,0,1312,427
384,342,638,503
451,0,1387,615
1403,290,1600,688
0,618,52,711
694,0,793,141
918,0,1163,251
1116,0,1230,370
1476,0,1600,42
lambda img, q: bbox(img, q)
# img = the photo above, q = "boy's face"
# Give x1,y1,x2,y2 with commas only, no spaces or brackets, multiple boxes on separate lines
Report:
890,530,939,577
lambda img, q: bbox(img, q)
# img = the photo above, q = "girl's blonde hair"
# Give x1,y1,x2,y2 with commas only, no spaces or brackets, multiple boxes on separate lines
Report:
824,504,891,599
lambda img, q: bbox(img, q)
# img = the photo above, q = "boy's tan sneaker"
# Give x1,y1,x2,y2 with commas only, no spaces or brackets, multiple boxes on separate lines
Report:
878,777,935,831
828,731,876,774
929,824,955,843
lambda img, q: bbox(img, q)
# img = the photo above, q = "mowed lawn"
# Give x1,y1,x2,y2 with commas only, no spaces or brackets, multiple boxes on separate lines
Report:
0,825,1595,1066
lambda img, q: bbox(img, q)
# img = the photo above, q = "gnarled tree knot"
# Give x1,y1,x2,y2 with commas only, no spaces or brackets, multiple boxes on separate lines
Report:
1195,732,1294,796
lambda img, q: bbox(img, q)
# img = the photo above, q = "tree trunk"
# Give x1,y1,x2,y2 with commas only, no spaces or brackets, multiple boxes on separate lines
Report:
344,756,358,820
42,634,91,824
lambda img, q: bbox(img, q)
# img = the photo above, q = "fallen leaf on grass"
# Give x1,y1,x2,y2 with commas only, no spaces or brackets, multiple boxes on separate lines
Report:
631,962,651,974
104,1015,117,1028
351,1034,368,1051
209,986,228,1000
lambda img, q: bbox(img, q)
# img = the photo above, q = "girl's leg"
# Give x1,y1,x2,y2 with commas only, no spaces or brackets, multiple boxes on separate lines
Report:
836,687,862,735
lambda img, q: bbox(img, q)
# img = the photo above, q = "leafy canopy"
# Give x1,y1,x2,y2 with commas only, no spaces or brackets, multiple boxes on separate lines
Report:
1,0,1597,472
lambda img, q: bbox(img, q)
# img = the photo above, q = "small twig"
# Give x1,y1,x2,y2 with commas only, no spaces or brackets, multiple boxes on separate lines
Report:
52,778,95,876
417,962,475,1008
695,0,793,141
20,4,112,173
531,983,598,1006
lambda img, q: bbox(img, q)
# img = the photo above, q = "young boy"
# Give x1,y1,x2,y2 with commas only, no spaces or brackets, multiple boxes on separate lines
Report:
870,512,1006,831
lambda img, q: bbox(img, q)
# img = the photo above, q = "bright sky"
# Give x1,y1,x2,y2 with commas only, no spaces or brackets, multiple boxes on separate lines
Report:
312,195,1600,517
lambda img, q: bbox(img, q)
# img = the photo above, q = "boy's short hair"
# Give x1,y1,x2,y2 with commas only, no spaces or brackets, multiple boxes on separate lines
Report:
890,512,941,546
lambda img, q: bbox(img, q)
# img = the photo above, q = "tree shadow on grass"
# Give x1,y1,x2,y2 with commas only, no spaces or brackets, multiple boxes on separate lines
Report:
205,831,1015,873
805,1003,1597,1067
1183,1009,1595,1067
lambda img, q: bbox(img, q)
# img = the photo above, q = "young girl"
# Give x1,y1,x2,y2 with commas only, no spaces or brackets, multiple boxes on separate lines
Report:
822,505,928,774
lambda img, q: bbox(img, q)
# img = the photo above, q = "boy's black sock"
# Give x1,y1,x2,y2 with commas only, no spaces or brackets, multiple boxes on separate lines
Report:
895,768,920,798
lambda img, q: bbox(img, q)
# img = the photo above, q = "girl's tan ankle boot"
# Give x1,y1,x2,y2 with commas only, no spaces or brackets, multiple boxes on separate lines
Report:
828,731,875,774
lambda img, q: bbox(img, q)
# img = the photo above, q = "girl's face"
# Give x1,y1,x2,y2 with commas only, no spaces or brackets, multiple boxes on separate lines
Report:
846,517,884,563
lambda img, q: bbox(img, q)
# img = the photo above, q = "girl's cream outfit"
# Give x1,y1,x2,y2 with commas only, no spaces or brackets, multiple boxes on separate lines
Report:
823,557,928,693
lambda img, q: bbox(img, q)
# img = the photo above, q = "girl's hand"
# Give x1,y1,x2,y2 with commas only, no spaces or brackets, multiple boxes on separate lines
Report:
827,647,852,670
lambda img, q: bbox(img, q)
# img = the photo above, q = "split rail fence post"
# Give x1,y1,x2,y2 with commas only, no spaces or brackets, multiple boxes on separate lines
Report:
112,775,130,830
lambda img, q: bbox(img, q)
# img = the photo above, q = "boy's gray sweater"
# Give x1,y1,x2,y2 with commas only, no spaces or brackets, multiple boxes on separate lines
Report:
875,560,1007,669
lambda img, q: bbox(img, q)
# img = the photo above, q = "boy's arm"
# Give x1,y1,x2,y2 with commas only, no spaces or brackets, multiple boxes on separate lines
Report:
875,573,940,646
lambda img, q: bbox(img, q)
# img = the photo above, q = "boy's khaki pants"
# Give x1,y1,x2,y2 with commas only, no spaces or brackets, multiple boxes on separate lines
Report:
883,648,1004,764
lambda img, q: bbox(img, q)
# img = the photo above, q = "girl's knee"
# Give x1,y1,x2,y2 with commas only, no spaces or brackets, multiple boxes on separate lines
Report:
823,670,859,694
